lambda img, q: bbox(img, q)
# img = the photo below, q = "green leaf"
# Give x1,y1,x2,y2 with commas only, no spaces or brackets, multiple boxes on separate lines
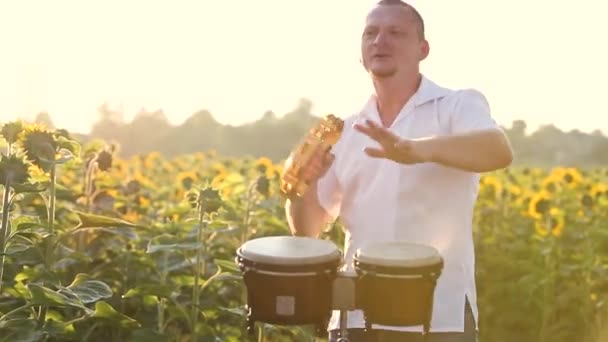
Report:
2,235,35,256
56,135,81,158
10,221,50,240
214,258,241,274
92,301,140,329
71,210,146,229
0,318,38,330
146,242,200,254
26,283,90,312
146,233,200,253
64,273,113,304
0,329,44,342
122,284,175,299
11,182,47,194
128,328,169,342
42,319,77,340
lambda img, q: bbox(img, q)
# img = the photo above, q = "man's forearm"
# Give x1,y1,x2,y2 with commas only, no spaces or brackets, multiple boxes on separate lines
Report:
285,182,331,238
419,128,513,172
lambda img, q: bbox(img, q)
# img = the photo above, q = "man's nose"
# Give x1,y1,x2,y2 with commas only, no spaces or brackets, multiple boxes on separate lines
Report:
373,31,389,45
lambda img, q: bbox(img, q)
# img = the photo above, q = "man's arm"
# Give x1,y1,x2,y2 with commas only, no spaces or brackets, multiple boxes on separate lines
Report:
285,182,333,238
283,150,339,238
354,88,513,172
415,128,513,173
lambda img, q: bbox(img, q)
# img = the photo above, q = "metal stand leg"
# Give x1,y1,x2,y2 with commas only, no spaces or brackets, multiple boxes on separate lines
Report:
335,309,349,342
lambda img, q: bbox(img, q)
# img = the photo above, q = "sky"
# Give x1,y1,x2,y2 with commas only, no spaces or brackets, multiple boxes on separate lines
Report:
1,0,607,135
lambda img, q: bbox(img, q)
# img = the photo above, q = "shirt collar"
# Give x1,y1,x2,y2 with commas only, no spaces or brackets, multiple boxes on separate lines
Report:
357,75,452,122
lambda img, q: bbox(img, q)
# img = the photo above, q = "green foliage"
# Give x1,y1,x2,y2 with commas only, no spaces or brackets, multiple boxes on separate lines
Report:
0,122,606,341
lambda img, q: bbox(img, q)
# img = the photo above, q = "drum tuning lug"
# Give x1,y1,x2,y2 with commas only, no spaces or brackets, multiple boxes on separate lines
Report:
245,319,255,336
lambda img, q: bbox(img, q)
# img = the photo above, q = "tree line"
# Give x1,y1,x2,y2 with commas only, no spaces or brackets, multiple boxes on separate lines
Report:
20,99,608,168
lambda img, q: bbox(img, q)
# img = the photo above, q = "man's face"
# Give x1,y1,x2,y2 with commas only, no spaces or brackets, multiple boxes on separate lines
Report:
361,5,428,79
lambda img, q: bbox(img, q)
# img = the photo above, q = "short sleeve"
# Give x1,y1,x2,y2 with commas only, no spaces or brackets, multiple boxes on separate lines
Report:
450,89,499,134
316,151,342,220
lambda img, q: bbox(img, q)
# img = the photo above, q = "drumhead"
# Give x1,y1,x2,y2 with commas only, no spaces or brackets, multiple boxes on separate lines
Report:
238,236,341,265
355,242,441,268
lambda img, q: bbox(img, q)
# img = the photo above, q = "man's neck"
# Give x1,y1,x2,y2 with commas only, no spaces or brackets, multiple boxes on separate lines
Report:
372,73,422,127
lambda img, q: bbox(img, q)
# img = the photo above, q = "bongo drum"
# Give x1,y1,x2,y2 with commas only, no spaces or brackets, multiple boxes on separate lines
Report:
235,236,342,336
353,241,443,335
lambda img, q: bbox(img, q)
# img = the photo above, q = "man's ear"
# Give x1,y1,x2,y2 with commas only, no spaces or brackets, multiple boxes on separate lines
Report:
419,40,430,61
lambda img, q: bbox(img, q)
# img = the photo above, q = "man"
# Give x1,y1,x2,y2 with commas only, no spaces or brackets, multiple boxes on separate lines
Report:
284,0,513,341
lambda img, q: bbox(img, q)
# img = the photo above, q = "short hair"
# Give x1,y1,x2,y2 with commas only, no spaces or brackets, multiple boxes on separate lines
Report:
376,0,425,40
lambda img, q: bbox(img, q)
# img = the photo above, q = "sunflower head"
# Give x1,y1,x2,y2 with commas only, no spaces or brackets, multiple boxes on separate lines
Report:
255,157,274,177
535,207,565,238
17,124,58,172
528,190,551,219
199,186,223,214
96,149,113,172
256,175,270,197
563,168,582,187
125,179,141,195
177,171,197,190
1,121,25,144
581,193,593,208
0,152,32,186
479,175,502,200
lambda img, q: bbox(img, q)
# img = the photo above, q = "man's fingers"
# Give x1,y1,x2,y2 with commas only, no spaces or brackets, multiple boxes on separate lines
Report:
363,147,387,159
354,120,398,147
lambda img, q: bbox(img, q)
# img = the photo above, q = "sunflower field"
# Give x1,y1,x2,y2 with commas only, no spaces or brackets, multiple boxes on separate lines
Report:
0,121,606,342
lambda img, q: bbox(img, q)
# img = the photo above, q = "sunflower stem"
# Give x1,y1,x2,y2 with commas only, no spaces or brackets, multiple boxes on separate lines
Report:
538,215,556,342
0,178,12,293
79,157,97,252
40,162,57,325
241,181,257,245
45,163,57,267
191,197,206,341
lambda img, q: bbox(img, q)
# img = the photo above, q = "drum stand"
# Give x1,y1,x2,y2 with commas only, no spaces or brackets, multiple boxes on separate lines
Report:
332,270,356,342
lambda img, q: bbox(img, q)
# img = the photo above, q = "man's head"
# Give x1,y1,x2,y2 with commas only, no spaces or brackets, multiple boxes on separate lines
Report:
361,0,429,79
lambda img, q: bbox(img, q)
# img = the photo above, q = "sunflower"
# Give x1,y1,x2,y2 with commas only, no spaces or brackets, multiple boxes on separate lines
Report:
199,186,223,214
479,175,502,199
144,152,161,169
255,157,275,178
256,175,270,197
542,178,559,193
581,193,593,209
135,194,151,209
534,207,565,237
96,149,113,172
528,190,551,219
211,162,227,177
1,121,24,144
0,153,31,185
177,171,198,190
17,124,58,172
591,183,607,199
562,167,582,188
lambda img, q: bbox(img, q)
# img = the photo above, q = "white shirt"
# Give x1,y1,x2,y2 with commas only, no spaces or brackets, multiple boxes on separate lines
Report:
318,75,499,333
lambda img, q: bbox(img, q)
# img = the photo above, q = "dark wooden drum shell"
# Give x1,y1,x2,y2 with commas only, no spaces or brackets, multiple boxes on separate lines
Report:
354,260,443,327
235,236,342,329
236,254,340,325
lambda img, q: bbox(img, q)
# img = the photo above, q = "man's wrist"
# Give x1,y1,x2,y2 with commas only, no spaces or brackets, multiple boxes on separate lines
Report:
414,136,439,163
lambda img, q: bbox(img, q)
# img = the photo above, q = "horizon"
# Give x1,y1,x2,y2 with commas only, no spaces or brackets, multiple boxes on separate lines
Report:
1,0,607,136
9,100,606,137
